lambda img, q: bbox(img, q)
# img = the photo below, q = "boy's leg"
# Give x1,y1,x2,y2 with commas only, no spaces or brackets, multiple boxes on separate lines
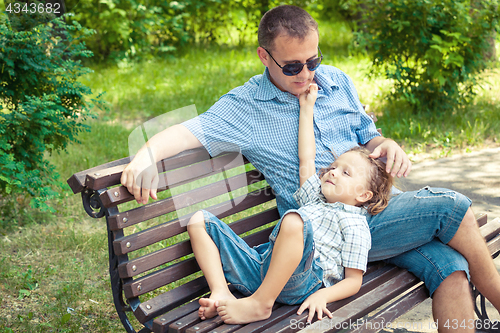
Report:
217,212,306,324
187,211,236,320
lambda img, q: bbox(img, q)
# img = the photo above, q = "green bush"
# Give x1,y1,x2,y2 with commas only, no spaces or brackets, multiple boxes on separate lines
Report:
0,12,104,226
62,0,313,62
63,0,269,62
350,0,499,113
63,0,191,62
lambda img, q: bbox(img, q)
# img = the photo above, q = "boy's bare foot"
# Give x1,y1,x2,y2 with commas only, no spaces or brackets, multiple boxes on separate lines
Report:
216,297,273,324
198,292,235,320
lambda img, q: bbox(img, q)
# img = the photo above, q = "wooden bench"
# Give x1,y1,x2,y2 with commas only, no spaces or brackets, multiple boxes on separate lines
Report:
67,146,500,333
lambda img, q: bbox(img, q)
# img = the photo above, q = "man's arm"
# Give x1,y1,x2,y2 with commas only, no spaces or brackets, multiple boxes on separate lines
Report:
121,124,202,204
365,136,412,178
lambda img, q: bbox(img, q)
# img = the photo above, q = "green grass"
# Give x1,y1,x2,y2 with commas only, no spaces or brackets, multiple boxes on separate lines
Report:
1,18,499,332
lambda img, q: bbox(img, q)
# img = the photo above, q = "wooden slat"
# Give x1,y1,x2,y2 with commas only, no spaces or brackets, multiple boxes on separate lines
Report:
98,152,248,207
85,163,131,193
118,208,279,279
107,168,263,231
152,300,200,333
185,303,283,333
152,300,201,333
118,241,192,278
135,276,209,324
351,285,428,333
151,285,239,333
112,188,275,255
487,234,500,257
229,305,298,333
166,310,201,333
477,213,488,227
168,289,246,333
66,156,131,194
124,257,199,298
480,217,500,241
85,148,213,192
261,268,421,333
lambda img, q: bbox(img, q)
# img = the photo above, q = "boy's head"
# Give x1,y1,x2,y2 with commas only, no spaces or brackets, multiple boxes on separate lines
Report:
318,147,394,215
257,5,321,96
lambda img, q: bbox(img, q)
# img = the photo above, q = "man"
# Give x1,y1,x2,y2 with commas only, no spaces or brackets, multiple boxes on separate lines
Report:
121,5,500,331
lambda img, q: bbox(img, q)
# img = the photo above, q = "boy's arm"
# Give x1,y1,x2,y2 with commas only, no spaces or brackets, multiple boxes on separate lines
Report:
296,268,363,323
121,124,202,204
298,84,318,186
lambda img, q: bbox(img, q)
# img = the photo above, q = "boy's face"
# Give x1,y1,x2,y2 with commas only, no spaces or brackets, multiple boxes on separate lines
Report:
258,30,319,96
320,152,372,206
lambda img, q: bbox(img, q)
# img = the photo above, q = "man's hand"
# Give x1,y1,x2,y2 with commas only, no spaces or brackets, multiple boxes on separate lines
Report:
121,148,159,205
369,138,412,178
297,289,332,323
120,124,203,205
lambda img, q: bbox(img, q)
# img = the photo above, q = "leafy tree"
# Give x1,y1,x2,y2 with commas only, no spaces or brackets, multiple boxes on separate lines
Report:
0,11,104,226
61,0,311,62
345,0,499,113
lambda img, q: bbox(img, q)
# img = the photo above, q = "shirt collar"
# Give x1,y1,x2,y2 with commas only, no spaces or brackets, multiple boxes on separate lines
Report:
318,191,368,215
254,66,339,102
313,66,339,93
254,68,294,102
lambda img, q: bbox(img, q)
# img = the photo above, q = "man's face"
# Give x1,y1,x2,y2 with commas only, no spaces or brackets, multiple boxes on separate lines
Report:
260,30,319,96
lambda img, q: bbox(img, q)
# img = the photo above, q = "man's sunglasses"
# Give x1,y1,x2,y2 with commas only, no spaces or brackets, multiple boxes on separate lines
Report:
264,47,323,76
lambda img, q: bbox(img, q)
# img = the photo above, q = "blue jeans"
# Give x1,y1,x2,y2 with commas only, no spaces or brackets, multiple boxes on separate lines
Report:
367,186,472,296
202,210,324,305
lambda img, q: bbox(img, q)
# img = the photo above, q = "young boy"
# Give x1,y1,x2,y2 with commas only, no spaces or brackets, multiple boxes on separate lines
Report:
186,83,394,324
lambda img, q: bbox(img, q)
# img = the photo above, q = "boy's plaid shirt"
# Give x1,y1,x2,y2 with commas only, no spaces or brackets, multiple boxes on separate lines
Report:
293,174,371,287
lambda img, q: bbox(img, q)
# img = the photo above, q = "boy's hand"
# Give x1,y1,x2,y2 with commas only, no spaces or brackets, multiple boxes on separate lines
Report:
297,289,332,324
299,83,318,109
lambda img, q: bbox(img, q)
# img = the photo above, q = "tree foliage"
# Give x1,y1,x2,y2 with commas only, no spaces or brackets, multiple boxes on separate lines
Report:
348,0,499,113
0,12,103,224
62,0,313,62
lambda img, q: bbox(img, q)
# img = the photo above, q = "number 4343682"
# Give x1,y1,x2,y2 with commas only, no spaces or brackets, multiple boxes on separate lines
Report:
6,2,61,14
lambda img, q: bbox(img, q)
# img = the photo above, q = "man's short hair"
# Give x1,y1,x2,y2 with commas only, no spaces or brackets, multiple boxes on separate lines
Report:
258,5,318,51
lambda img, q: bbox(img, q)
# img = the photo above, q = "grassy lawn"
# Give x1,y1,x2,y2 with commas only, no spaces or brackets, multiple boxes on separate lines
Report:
1,19,499,332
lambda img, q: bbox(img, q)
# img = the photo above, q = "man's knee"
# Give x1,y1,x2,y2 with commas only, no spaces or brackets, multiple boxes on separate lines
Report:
460,207,478,230
434,271,470,298
450,207,482,247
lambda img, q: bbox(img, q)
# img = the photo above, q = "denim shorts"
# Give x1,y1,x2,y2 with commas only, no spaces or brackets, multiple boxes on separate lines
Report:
202,209,324,305
366,186,472,296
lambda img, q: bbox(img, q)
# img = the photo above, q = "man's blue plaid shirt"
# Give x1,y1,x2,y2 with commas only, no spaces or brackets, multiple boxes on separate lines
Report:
183,65,381,216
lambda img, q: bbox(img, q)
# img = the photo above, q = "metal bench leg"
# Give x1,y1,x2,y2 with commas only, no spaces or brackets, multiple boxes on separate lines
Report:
106,207,151,333
472,284,500,332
